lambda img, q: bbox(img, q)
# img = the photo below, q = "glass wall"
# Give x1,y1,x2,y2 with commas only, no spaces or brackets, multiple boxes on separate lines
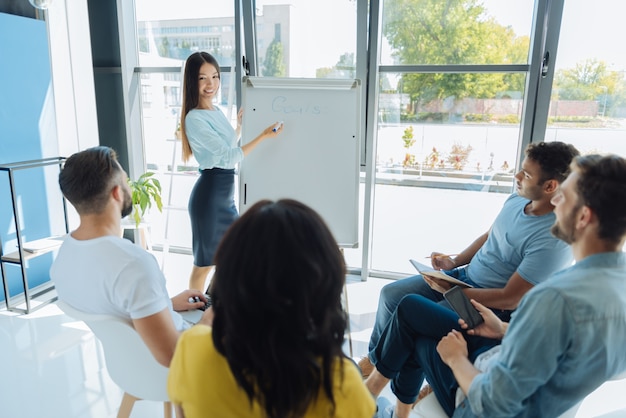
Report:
133,0,361,257
379,0,533,66
370,0,534,274
545,0,626,157
253,0,357,78
128,0,622,276
135,1,236,67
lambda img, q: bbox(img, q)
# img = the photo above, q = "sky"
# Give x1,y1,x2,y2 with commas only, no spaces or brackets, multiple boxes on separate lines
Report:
135,0,626,74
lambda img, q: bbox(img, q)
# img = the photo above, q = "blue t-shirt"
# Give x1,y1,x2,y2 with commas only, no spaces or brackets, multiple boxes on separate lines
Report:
467,193,572,288
185,108,244,169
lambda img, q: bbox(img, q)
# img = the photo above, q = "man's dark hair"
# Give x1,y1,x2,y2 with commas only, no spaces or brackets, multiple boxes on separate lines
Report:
526,141,580,183
574,154,626,244
211,199,347,418
59,146,122,214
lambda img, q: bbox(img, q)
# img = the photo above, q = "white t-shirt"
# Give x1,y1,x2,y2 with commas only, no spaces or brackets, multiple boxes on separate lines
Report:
50,234,185,330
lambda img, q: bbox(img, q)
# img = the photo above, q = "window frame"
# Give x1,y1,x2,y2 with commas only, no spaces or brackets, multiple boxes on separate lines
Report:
125,0,564,280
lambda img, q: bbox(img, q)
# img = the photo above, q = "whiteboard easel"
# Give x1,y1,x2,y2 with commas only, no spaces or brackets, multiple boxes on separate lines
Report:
240,77,361,247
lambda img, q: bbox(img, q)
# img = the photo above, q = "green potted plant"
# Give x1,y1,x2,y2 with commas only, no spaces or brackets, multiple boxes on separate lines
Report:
401,125,416,168
128,171,163,227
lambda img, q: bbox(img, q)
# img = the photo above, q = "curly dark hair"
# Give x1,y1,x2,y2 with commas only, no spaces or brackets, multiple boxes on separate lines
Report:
573,154,626,244
526,141,580,183
210,199,348,418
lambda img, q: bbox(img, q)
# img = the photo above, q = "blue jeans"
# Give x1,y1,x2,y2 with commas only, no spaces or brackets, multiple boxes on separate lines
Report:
368,268,473,353
370,294,498,416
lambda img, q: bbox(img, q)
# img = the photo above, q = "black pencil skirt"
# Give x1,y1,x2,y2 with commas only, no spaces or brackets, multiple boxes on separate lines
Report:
188,168,238,267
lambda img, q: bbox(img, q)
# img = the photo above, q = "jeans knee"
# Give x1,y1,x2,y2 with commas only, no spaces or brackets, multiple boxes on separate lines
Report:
380,282,405,311
396,294,416,319
379,282,394,302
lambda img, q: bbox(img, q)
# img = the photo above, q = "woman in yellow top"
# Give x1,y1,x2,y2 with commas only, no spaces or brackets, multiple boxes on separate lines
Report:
168,199,376,418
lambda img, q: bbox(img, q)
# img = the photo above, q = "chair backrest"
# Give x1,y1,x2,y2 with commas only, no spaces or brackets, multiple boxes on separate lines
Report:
56,300,170,401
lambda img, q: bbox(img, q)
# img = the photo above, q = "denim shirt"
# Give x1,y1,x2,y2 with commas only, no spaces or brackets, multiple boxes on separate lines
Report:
455,252,626,418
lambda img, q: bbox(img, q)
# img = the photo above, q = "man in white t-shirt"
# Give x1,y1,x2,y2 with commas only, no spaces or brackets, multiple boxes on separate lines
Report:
51,146,211,367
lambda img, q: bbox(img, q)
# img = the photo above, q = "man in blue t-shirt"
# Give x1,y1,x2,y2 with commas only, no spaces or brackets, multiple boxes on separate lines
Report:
361,142,579,417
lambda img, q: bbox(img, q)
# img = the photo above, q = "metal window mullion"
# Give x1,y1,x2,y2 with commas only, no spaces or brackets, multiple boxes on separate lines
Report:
134,67,181,73
118,0,145,181
360,0,384,282
517,0,547,163
379,64,529,74
532,0,566,141
356,0,369,166
241,0,257,77
517,0,564,169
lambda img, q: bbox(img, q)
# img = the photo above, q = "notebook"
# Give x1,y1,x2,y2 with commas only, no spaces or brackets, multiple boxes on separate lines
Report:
409,259,473,288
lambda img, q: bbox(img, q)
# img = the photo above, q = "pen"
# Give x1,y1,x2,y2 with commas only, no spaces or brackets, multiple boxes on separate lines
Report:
272,121,284,132
426,253,459,259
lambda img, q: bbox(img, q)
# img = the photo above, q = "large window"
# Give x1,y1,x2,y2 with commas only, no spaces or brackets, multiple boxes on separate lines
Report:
128,0,622,276
380,0,533,66
369,0,535,275
253,0,357,78
545,0,626,157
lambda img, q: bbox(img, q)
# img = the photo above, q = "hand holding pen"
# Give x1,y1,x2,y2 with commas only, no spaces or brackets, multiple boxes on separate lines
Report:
272,121,284,132
260,121,284,137
428,252,458,270
242,121,284,156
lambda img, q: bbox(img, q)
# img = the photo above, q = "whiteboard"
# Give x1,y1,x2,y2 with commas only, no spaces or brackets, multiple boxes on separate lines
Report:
239,77,361,247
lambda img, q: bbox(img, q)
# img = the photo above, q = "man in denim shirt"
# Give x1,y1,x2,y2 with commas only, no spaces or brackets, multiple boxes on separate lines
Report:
438,154,626,417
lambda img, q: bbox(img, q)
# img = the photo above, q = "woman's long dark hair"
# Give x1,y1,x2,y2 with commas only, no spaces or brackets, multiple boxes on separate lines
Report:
180,51,220,162
210,199,348,418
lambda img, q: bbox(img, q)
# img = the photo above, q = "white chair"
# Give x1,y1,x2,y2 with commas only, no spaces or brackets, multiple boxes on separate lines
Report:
56,301,174,418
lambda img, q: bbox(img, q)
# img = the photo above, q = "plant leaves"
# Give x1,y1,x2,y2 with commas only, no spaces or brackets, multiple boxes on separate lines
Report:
128,171,163,225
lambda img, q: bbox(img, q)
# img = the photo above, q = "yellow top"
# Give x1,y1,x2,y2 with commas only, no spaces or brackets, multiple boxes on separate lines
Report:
168,325,375,418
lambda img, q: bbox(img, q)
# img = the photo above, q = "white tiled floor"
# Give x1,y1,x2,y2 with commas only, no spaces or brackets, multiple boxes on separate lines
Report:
1,251,625,417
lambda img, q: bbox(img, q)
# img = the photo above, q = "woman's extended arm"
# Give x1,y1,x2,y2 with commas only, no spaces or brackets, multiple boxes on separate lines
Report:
241,122,283,156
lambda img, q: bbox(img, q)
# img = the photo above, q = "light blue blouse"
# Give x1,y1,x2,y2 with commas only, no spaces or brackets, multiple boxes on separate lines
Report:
185,108,244,170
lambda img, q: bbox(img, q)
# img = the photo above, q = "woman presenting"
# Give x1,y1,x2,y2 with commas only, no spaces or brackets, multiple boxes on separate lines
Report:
180,52,283,290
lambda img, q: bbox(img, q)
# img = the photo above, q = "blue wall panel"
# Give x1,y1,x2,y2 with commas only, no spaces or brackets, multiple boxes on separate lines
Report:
0,12,60,302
